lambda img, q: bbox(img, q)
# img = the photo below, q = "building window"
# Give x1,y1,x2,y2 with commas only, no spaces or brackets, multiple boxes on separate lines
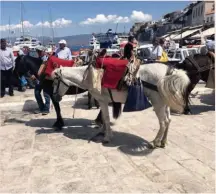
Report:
211,17,213,22
207,17,209,23
193,11,195,18
198,6,200,16
201,5,204,15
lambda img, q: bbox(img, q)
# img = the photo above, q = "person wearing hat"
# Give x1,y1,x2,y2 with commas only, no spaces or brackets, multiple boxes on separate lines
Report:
30,45,50,115
0,38,15,97
12,46,24,57
55,39,72,60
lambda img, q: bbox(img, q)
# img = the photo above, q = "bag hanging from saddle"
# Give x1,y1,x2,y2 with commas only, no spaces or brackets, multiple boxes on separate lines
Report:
124,57,140,86
123,78,152,112
206,68,215,89
82,58,104,94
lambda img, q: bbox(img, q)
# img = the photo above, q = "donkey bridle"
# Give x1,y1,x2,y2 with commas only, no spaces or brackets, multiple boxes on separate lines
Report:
53,76,70,96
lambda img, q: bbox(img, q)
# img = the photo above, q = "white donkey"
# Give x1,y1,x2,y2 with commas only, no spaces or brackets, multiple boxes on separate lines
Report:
51,63,190,148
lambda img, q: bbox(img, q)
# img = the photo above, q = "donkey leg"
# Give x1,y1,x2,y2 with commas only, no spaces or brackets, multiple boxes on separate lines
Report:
183,90,192,115
152,105,167,148
88,92,92,109
99,102,112,143
161,106,171,148
94,110,103,126
50,95,64,131
184,82,197,115
95,99,100,109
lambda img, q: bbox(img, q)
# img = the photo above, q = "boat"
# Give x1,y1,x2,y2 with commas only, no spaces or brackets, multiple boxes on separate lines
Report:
89,35,100,50
13,3,41,49
89,28,129,49
14,36,41,49
45,41,56,53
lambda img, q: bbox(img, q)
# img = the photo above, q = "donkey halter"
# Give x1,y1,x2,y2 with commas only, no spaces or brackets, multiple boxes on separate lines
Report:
53,70,70,95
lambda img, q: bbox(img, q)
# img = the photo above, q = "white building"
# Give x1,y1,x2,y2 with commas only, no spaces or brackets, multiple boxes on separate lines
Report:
191,1,215,26
205,10,215,23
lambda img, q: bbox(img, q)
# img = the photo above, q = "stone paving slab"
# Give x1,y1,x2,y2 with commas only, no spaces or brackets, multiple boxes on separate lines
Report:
0,85,215,193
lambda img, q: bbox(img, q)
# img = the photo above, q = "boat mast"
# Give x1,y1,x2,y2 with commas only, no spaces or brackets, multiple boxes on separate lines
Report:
20,2,24,37
49,6,54,42
115,23,118,33
8,16,11,44
41,17,44,45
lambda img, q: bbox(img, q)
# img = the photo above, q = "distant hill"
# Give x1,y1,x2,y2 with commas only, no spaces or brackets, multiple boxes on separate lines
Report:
8,34,92,47
49,34,92,46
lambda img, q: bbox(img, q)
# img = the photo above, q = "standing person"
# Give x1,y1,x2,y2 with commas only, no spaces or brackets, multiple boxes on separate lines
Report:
150,37,168,62
0,38,15,97
30,45,51,115
151,37,163,61
206,34,215,52
123,35,135,61
55,40,72,60
23,46,30,55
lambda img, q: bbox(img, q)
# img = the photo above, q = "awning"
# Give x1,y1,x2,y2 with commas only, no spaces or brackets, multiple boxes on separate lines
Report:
173,28,201,40
161,34,169,38
191,27,215,39
165,33,180,40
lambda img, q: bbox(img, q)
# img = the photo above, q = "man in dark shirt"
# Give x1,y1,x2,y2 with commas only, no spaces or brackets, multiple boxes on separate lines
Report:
123,36,134,60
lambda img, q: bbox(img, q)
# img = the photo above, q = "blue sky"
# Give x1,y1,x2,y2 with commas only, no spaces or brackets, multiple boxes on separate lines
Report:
1,1,191,37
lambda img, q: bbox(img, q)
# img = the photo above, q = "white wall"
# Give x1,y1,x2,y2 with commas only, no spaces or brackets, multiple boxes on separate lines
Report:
205,13,215,23
191,2,205,26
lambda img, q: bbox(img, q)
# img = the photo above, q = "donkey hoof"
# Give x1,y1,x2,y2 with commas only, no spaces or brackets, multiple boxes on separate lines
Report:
148,142,155,149
153,139,162,148
102,138,110,144
160,143,166,148
183,110,192,115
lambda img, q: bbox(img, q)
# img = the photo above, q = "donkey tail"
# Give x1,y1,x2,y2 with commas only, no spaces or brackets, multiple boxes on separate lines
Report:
112,102,122,119
157,69,190,113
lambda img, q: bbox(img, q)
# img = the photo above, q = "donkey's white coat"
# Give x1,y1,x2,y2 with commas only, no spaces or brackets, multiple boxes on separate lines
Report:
52,63,190,148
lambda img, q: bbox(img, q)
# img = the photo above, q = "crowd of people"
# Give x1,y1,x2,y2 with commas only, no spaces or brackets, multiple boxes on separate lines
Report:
0,38,75,115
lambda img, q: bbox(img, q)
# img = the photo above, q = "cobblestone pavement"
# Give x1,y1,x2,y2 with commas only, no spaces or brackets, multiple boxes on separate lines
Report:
0,84,215,193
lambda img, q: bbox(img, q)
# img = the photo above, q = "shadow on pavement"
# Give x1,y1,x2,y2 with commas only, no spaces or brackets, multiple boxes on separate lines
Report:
33,118,153,156
189,104,215,115
189,90,215,115
199,90,215,106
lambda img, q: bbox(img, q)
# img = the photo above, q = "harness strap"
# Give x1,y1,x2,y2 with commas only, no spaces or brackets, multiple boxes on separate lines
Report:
108,88,115,103
185,56,201,72
142,81,158,92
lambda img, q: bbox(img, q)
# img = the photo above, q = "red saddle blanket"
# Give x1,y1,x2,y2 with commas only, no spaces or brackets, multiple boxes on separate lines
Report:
96,57,128,89
45,56,75,77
